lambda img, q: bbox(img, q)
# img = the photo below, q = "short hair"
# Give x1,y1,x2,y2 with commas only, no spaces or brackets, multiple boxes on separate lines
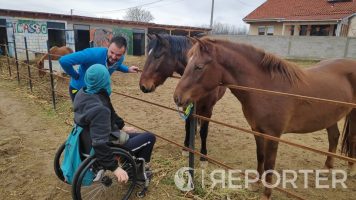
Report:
110,36,127,49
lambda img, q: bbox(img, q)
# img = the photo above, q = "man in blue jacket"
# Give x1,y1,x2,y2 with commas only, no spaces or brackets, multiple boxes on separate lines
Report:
59,36,139,101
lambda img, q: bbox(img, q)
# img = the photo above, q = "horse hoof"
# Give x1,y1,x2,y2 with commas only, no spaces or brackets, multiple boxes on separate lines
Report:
200,161,208,168
260,195,271,200
182,150,189,157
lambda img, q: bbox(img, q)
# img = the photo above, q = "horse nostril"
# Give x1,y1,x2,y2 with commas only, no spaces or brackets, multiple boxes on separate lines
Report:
140,85,150,93
140,85,146,92
174,95,180,105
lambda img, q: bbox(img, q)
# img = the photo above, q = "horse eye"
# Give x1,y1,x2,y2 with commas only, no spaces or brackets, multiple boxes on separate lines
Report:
194,64,203,70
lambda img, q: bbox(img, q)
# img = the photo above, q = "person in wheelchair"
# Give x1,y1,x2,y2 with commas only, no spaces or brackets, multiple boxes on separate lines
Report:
73,63,156,183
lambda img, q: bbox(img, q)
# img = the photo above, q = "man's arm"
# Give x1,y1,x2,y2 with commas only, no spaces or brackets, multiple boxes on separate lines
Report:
59,48,95,79
115,56,129,73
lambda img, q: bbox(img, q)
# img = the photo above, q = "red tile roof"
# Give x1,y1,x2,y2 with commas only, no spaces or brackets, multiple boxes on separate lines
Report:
244,0,356,22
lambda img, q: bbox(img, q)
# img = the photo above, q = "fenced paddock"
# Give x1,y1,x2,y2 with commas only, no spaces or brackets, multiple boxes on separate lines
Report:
0,41,355,200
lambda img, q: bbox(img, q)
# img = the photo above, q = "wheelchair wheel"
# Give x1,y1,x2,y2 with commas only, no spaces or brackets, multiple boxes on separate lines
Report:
72,147,137,200
54,141,66,182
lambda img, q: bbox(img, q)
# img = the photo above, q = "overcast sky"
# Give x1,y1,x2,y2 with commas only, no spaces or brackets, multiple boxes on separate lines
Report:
0,0,266,28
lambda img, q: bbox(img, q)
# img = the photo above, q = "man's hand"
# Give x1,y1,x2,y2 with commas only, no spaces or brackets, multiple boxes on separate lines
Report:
113,167,129,183
128,66,139,73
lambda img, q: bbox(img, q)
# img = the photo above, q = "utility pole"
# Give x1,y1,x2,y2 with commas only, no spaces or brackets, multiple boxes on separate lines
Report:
70,9,73,16
210,0,215,28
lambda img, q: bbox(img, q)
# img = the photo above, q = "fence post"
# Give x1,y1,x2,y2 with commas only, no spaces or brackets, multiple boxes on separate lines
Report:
5,44,11,77
189,103,197,181
47,40,56,110
13,35,20,84
24,37,33,92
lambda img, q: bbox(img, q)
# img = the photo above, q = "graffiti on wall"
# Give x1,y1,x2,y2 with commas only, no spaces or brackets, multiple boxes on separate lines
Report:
112,28,133,55
90,28,113,47
89,28,133,55
7,20,47,34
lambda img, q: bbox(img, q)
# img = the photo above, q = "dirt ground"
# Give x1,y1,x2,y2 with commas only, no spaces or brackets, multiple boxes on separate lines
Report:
0,56,355,200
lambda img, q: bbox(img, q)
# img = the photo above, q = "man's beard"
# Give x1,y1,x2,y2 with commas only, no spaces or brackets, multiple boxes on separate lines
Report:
107,58,116,66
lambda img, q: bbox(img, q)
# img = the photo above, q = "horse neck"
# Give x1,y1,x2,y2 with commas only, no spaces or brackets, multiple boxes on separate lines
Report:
175,57,187,76
174,41,192,76
215,43,265,86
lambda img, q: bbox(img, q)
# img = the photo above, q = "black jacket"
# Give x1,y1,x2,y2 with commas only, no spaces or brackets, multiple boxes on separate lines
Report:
73,89,125,171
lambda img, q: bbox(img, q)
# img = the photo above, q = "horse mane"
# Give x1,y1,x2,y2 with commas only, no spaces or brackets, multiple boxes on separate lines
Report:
194,38,306,85
260,52,305,85
148,34,192,64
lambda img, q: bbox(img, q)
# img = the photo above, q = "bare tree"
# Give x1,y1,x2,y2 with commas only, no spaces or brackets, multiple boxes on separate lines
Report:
208,22,248,35
123,7,154,22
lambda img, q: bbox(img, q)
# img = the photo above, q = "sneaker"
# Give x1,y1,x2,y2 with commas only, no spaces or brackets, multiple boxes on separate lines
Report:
93,169,105,182
145,169,153,180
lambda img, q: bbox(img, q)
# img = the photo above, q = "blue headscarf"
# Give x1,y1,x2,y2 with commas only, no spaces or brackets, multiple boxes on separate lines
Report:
84,64,111,95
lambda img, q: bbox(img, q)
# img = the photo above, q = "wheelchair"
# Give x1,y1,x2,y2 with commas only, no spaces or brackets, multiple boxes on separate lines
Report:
54,134,151,200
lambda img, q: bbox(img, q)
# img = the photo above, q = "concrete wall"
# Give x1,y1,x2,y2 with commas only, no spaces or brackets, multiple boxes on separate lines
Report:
211,35,356,60
348,16,356,37
2,16,150,60
5,17,54,60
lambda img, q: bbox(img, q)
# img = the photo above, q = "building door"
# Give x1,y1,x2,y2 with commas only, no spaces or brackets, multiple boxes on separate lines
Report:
74,24,90,51
47,22,66,48
0,19,7,55
133,29,145,56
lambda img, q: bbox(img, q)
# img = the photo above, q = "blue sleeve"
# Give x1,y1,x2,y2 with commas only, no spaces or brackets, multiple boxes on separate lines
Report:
115,56,129,73
59,48,96,78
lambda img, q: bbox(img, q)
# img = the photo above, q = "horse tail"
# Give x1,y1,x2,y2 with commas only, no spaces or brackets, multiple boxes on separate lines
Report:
341,111,352,156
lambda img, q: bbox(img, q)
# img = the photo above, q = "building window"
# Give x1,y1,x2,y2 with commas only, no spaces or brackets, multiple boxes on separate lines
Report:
310,25,330,36
266,26,274,35
258,27,265,35
290,25,295,36
299,25,308,36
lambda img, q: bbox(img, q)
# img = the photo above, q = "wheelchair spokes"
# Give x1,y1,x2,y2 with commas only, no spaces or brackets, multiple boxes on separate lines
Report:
72,148,137,200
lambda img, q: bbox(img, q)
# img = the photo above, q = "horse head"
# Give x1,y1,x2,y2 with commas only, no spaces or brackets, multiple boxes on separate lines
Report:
174,37,222,107
140,34,190,93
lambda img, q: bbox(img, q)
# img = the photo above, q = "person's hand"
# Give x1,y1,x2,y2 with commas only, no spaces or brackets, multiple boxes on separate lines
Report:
113,167,129,183
122,126,138,133
128,66,139,73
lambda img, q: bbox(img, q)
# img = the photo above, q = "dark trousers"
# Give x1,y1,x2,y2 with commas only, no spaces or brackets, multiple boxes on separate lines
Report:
124,132,156,162
69,85,79,102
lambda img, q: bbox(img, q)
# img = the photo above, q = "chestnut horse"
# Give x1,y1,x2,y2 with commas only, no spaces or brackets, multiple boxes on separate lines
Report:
37,46,73,77
139,34,226,165
174,37,356,199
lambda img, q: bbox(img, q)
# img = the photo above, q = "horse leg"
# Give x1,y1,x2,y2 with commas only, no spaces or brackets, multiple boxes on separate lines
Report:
262,134,281,200
324,123,340,169
254,133,265,176
344,110,356,176
247,133,265,192
182,116,191,157
199,120,209,168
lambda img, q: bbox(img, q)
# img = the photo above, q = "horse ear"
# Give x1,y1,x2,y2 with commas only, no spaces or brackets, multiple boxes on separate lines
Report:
154,33,165,42
186,36,198,45
147,33,153,40
195,37,209,53
154,33,169,46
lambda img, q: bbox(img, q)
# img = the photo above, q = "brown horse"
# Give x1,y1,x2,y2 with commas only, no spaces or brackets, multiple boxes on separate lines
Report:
37,46,73,77
173,37,356,199
139,34,226,166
